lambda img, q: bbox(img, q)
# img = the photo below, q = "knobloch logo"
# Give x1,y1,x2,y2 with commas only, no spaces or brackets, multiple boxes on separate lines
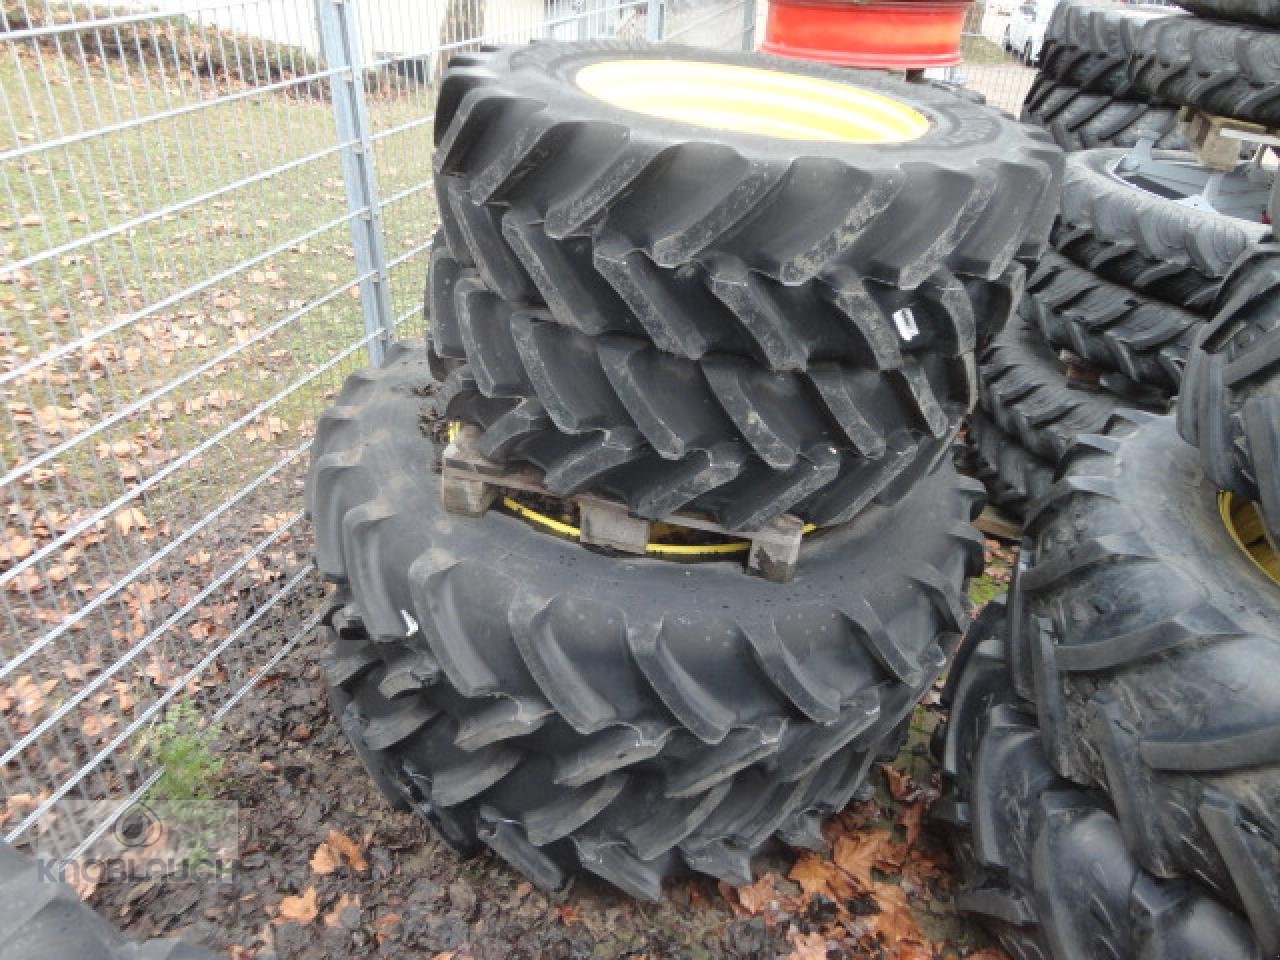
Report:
36,797,240,889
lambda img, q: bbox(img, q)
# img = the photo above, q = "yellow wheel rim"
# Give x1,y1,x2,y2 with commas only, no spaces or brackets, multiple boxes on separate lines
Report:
1220,491,1280,587
447,421,815,558
502,496,818,558
574,60,930,143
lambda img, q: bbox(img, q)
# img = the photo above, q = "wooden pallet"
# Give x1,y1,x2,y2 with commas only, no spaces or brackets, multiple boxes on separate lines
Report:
1180,107,1280,172
440,425,805,583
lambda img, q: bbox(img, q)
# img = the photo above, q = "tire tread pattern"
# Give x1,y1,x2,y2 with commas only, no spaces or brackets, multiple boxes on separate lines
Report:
934,607,1263,960
309,345,985,898
1177,240,1280,548
1020,412,1280,954
1128,16,1280,127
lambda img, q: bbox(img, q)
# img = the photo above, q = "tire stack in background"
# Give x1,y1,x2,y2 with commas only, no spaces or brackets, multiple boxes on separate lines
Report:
1023,2,1187,151
945,8,1280,953
1023,0,1280,153
939,234,1280,956
306,42,1064,898
967,0,1276,523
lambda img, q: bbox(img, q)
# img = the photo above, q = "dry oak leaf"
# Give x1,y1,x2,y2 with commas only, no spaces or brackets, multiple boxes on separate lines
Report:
11,674,58,716
113,507,149,535
883,765,916,803
833,831,884,890
734,871,780,916
0,533,34,565
789,853,853,902
869,881,926,947
273,886,319,925
310,828,368,875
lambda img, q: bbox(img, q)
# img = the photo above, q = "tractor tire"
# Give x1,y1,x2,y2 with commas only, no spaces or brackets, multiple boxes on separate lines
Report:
434,184,1025,373
963,407,1055,522
1178,240,1280,549
932,603,1265,960
1052,148,1270,314
433,43,1062,334
429,242,977,531
1128,16,1280,127
1017,410,1280,956
0,842,215,960
1020,74,1187,151
1026,250,1198,393
1175,0,1280,26
1040,3,1177,97
306,344,985,899
979,308,1165,465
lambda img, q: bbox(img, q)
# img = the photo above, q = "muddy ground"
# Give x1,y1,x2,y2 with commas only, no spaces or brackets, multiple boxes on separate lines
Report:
90,551,1016,960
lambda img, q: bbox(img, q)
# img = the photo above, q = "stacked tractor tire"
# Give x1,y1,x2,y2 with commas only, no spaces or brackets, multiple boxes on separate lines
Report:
1023,0,1280,153
969,0,1276,522
0,842,215,959
940,2,1280,956
937,349,1280,957
306,42,1064,898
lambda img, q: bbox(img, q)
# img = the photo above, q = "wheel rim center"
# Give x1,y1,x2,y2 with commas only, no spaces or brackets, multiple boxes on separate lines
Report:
573,60,930,143
1220,491,1280,587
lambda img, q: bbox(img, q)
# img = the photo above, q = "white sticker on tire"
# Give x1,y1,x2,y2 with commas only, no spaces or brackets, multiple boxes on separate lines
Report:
401,609,419,637
894,307,920,342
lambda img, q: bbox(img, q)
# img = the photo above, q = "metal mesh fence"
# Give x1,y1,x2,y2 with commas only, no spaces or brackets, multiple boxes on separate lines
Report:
0,0,754,861
957,0,1037,114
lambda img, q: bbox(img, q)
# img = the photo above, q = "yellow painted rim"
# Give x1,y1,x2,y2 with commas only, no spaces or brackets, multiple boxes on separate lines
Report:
503,496,819,557
573,60,930,143
447,421,815,558
503,497,747,556
1219,492,1280,587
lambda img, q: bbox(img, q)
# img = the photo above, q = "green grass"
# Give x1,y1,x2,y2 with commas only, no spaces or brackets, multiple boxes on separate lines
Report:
133,699,228,863
967,572,1008,608
0,32,439,519
961,34,1015,66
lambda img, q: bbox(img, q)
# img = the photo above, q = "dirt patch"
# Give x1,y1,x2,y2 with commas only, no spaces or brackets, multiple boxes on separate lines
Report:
86,610,1009,959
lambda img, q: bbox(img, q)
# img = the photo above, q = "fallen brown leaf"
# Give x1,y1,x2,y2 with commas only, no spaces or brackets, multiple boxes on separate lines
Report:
833,831,884,890
274,886,318,925
309,828,367,875
883,765,915,802
0,533,34,565
789,853,853,901
869,881,927,949
113,506,149,535
734,871,778,915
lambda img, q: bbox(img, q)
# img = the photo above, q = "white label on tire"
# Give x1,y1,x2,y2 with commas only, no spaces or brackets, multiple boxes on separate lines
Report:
401,609,419,637
893,307,920,342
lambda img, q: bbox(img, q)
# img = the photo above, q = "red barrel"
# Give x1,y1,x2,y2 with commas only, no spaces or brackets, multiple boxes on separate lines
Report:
762,0,971,69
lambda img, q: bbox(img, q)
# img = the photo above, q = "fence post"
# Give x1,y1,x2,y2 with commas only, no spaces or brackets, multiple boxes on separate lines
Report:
316,0,394,367
646,0,664,41
742,0,758,50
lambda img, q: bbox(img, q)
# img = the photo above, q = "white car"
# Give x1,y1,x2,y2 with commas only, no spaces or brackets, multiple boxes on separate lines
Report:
1004,1,1057,65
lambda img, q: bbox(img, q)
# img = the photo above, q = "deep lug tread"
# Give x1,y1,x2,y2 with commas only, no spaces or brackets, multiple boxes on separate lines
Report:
310,345,985,898
934,602,1267,959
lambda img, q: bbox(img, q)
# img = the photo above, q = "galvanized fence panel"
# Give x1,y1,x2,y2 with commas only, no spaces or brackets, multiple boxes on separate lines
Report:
0,0,753,861
957,0,1037,114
